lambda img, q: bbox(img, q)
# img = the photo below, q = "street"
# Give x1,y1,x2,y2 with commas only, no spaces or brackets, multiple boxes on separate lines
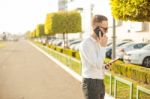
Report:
0,40,84,99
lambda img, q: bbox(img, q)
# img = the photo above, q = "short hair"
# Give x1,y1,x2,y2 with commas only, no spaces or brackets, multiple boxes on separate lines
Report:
92,15,108,27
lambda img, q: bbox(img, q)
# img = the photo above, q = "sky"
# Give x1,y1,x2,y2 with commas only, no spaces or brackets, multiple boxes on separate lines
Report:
0,0,58,34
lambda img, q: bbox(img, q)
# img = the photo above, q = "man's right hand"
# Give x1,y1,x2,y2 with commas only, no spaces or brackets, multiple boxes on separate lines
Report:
97,33,108,47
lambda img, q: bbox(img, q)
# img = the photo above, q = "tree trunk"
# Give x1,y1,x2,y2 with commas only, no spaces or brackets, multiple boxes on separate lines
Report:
63,32,65,48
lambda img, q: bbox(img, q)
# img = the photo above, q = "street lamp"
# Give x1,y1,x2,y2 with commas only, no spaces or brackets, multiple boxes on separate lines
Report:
112,18,116,59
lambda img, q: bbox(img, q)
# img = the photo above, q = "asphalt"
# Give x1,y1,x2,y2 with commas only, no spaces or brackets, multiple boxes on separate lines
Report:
0,40,84,99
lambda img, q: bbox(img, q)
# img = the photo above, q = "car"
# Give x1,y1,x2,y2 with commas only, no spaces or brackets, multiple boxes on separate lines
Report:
60,39,75,47
123,44,150,68
106,41,132,58
68,39,82,48
116,42,148,59
70,42,81,51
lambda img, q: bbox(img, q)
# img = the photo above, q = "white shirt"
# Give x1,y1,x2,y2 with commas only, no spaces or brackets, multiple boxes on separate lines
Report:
79,36,106,79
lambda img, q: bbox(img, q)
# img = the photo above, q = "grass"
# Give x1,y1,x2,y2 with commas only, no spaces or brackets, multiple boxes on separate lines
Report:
34,41,150,99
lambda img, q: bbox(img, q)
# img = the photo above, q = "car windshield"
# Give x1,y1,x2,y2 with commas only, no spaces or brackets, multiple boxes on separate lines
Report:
118,42,134,49
142,44,150,50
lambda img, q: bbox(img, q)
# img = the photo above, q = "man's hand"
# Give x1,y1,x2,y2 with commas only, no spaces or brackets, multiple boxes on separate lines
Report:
97,32,108,47
105,62,112,70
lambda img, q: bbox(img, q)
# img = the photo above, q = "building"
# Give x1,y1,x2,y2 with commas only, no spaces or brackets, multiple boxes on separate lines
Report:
58,0,68,11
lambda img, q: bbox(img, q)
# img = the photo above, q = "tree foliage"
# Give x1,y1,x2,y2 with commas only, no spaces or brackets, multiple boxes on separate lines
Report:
36,24,45,37
45,13,56,36
110,0,150,21
45,11,82,34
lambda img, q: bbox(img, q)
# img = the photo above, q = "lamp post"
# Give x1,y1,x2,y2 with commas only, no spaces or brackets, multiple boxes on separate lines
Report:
112,18,116,59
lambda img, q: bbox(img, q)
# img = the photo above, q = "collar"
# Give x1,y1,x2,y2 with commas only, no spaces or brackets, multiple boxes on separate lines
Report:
90,36,97,43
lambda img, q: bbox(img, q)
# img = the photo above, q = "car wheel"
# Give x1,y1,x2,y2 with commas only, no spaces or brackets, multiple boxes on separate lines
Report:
142,57,150,68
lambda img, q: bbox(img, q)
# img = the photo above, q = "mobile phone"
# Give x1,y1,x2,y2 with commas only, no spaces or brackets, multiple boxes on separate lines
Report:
105,58,120,69
94,26,103,37
108,58,120,64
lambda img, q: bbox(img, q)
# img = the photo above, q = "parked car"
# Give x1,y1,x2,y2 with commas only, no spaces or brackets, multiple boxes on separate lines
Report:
123,44,150,68
74,44,80,51
68,39,82,48
116,42,148,59
106,41,132,58
60,39,75,47
70,42,81,51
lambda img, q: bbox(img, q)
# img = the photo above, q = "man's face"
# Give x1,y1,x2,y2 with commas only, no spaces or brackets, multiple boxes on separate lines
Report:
97,21,108,33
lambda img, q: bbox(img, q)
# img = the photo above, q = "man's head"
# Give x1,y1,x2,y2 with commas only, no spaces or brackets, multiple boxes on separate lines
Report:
92,15,108,33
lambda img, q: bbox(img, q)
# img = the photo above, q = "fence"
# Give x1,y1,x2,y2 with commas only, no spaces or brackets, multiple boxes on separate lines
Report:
37,43,150,99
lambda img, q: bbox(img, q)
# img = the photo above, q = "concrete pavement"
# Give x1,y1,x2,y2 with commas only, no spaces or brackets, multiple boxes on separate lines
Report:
0,40,84,99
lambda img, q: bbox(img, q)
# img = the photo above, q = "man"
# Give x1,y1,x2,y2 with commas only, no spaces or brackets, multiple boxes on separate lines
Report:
79,15,110,99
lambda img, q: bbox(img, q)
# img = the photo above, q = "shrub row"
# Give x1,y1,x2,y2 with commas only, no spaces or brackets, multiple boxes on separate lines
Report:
47,43,150,85
111,62,150,85
48,45,80,60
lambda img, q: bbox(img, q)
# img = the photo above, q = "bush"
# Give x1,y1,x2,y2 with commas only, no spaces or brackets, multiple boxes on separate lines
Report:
75,51,81,60
47,44,150,85
49,45,56,50
55,46,63,53
110,62,150,84
63,48,76,57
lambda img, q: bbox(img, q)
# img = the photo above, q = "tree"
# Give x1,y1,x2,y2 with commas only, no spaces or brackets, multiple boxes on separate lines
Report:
53,11,82,47
45,11,82,47
110,0,150,21
36,24,45,37
52,11,82,33
45,13,56,36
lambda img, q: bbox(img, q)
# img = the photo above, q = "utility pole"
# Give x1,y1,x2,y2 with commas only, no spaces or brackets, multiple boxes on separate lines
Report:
112,18,116,59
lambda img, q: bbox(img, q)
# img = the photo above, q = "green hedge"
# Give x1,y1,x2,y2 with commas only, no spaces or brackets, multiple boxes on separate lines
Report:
39,42,150,85
49,45,56,50
63,48,76,57
55,46,63,53
75,51,80,60
111,62,150,84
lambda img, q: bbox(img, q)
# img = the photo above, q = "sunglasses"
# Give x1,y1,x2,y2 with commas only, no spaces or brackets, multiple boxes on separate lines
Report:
100,27,108,32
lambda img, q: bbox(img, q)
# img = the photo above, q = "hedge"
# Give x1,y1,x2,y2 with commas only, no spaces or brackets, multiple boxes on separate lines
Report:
111,62,150,84
39,42,150,85
63,48,76,57
55,46,63,53
75,51,81,60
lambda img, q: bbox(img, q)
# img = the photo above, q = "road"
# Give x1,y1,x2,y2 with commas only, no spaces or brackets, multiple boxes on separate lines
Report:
0,40,84,99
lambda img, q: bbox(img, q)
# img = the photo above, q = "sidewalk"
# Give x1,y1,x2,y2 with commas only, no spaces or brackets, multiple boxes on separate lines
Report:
0,40,84,99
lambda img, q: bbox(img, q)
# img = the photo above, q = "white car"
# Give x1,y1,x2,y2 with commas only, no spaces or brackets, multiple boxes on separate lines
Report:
116,42,148,59
123,44,150,68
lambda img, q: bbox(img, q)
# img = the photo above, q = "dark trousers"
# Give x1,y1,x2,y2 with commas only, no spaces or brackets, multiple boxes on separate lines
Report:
82,78,105,99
